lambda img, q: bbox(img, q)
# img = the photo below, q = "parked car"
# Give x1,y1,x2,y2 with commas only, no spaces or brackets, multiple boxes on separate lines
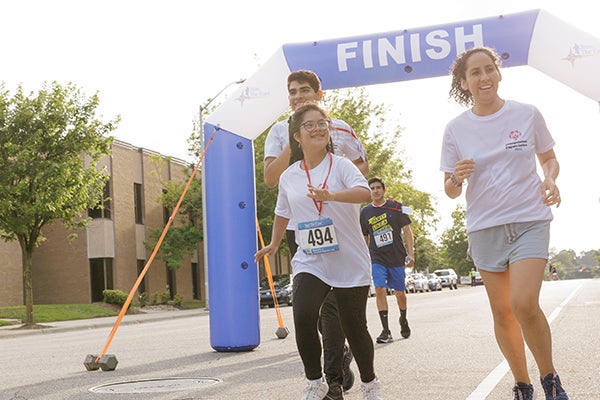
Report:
411,272,430,293
473,271,484,286
368,280,394,296
259,274,293,308
405,274,415,293
427,273,443,291
434,268,458,290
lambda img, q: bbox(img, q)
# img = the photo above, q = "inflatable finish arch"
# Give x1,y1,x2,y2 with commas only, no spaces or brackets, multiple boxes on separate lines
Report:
203,9,600,351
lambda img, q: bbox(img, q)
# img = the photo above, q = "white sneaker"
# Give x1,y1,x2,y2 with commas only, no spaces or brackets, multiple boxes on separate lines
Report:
301,377,329,400
361,377,383,400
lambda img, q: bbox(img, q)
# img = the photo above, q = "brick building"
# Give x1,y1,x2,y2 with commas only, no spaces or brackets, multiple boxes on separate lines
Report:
0,139,204,306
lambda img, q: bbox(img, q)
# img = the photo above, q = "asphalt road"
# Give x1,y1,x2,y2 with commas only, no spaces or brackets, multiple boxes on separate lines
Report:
1,278,598,400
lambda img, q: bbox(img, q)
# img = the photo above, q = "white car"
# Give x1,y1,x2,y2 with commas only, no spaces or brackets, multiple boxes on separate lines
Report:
427,273,443,291
434,268,459,290
411,272,430,293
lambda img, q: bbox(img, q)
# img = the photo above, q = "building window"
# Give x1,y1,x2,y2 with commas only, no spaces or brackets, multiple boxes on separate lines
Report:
134,183,144,224
90,258,114,302
137,259,147,294
89,180,111,219
191,262,200,300
166,266,176,300
162,189,171,225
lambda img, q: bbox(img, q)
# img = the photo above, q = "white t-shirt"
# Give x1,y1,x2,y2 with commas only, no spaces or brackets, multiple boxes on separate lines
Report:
275,154,372,288
264,118,367,163
264,117,367,230
440,100,554,233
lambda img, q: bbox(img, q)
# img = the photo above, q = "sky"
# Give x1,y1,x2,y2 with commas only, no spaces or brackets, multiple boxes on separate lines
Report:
1,0,598,254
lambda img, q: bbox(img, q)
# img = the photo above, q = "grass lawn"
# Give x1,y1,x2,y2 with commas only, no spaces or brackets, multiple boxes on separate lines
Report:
0,304,118,324
0,300,206,325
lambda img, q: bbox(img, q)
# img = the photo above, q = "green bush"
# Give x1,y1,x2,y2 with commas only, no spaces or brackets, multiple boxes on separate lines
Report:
169,293,183,307
159,290,171,304
150,290,171,305
138,292,149,308
103,289,130,309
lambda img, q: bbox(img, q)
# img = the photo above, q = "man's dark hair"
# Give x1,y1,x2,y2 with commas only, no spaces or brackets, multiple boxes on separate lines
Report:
368,176,385,190
287,70,321,93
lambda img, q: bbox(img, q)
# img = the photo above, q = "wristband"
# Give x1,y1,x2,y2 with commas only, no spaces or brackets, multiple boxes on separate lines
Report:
450,173,463,187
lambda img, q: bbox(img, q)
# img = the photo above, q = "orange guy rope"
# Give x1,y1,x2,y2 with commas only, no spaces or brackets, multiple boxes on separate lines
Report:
256,218,286,330
93,128,219,363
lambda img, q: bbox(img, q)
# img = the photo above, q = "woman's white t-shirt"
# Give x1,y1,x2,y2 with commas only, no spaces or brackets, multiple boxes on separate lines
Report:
440,100,555,233
275,154,372,288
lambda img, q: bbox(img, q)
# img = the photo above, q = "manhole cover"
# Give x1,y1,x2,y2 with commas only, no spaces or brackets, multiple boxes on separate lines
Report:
89,377,222,393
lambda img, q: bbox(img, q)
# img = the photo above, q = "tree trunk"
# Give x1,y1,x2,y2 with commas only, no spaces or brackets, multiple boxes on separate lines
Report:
22,247,34,325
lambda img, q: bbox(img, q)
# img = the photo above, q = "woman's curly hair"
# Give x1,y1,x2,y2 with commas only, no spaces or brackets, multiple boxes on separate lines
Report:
448,46,502,107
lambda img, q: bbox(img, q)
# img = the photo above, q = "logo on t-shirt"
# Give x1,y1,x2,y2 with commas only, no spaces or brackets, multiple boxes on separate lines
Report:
508,130,521,140
505,129,527,151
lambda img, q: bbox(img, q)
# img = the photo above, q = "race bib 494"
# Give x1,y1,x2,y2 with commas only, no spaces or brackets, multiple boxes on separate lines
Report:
297,218,339,255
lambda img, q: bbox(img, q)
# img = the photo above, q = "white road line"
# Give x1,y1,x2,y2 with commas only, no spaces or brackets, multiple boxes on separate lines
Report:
547,283,583,323
466,282,585,400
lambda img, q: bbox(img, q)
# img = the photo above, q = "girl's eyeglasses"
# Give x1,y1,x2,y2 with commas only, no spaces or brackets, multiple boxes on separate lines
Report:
300,119,331,132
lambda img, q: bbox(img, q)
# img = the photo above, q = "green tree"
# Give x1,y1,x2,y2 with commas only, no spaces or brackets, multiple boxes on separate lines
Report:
254,122,285,252
439,205,474,277
413,236,443,273
254,87,438,262
0,82,117,325
145,156,203,271
549,249,578,278
324,88,439,260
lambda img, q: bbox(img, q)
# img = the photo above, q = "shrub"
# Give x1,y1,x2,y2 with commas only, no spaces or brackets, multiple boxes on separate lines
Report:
138,292,149,308
103,289,130,309
150,290,171,305
159,290,171,304
169,293,183,307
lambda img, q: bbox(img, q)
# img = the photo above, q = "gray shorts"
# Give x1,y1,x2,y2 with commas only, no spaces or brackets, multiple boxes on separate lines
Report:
467,220,550,273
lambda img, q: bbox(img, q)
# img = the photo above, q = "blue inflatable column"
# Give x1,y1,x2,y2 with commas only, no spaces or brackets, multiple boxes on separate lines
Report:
204,124,260,351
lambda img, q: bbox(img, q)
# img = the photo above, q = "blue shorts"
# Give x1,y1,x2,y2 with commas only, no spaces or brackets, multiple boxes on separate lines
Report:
467,220,550,273
372,263,406,291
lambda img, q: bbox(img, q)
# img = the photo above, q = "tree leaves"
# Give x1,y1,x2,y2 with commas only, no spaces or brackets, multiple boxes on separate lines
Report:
0,81,117,324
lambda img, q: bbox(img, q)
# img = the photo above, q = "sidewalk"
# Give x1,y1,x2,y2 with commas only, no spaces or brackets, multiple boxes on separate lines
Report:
0,307,207,338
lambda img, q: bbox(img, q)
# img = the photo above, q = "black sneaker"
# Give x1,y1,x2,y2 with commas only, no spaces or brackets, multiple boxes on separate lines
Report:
376,330,393,343
540,373,569,400
341,345,354,391
513,382,535,400
325,382,344,400
400,316,411,339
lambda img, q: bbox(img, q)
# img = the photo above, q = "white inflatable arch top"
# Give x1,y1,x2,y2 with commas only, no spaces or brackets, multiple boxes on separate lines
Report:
203,9,600,352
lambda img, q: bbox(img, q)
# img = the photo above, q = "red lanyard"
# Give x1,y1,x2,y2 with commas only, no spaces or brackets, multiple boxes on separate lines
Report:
302,153,333,216
372,199,402,212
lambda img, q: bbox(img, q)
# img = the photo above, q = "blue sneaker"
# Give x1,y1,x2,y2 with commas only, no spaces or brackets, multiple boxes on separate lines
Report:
540,373,569,400
513,382,535,400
